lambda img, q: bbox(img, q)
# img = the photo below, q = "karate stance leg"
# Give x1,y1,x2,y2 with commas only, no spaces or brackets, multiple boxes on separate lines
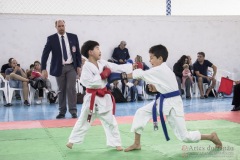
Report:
167,109,201,142
167,109,222,148
99,111,122,151
66,107,97,149
125,101,154,152
131,101,154,134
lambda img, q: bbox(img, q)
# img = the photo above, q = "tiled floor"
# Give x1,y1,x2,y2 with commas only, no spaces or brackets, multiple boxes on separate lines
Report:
0,97,234,122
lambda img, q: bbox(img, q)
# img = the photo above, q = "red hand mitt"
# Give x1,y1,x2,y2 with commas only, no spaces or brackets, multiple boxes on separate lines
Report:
100,67,111,79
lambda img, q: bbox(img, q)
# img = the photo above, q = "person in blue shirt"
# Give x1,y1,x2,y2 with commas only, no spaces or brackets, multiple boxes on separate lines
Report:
111,41,130,64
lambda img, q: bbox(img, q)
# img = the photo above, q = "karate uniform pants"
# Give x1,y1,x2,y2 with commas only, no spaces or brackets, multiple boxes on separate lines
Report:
68,106,121,147
131,101,201,143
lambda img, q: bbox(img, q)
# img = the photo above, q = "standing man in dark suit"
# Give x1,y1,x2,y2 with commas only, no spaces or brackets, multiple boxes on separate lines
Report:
41,20,81,119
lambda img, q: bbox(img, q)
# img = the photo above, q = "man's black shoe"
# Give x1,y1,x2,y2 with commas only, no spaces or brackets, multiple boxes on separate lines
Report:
24,100,30,106
130,99,136,102
186,96,191,99
4,103,13,107
56,114,65,119
231,106,240,111
72,113,77,118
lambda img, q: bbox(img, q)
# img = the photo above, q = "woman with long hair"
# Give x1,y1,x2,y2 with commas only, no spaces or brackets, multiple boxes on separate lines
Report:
173,55,192,99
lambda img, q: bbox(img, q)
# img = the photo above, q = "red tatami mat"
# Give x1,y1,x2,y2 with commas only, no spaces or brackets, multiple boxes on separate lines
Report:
0,121,42,130
0,112,239,130
183,112,240,122
204,112,240,123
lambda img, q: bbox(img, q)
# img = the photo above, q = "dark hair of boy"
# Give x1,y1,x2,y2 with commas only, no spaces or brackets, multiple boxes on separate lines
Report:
81,40,99,58
149,44,168,62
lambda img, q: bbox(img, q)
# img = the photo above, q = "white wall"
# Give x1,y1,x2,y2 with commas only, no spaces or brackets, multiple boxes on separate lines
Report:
0,0,165,15
0,14,240,86
1,0,240,15
172,0,240,15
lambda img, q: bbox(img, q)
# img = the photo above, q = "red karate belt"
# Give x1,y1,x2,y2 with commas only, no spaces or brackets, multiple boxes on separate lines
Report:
86,87,116,122
218,77,234,95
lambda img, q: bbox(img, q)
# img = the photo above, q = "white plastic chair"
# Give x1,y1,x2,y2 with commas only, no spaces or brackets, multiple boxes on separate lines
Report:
0,75,8,104
193,81,216,98
28,84,36,104
7,80,24,104
192,82,208,97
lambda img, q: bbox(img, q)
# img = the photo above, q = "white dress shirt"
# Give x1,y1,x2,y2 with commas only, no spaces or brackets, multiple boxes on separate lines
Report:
57,33,73,65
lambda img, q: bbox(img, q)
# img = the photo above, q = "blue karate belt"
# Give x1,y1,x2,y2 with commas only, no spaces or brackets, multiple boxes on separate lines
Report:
152,90,180,141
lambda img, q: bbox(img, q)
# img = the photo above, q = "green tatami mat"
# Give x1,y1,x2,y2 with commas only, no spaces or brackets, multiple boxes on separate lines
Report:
0,120,239,160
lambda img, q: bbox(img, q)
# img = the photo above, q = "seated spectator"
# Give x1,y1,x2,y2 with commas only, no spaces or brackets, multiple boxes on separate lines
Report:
31,61,53,104
111,41,130,64
231,80,240,111
193,52,217,99
135,55,150,70
173,55,192,99
133,55,150,100
1,58,13,78
5,58,31,106
1,58,21,100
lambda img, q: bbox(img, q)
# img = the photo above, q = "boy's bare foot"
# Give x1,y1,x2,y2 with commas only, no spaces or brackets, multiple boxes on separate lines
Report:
211,132,222,148
124,144,141,152
66,142,73,149
116,146,123,151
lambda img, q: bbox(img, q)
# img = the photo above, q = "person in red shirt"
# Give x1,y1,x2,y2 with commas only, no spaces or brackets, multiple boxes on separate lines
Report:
31,61,52,104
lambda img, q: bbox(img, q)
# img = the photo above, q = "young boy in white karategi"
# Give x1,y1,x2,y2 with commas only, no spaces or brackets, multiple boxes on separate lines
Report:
66,40,133,151
124,44,222,152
